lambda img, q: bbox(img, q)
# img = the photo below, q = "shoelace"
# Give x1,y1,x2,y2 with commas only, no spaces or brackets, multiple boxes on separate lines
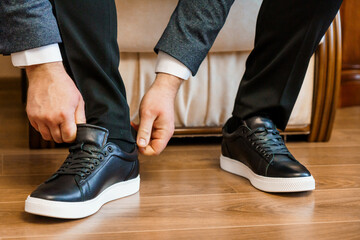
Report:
56,143,105,179
247,127,291,158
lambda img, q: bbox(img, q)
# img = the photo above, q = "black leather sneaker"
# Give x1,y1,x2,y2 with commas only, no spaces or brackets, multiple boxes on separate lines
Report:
25,124,140,219
220,116,315,192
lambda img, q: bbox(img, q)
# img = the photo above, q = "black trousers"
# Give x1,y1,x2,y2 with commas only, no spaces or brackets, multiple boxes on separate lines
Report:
50,0,342,149
50,0,135,151
233,0,342,130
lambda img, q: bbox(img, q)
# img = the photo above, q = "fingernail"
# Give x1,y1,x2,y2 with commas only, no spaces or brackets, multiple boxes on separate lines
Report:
139,138,146,146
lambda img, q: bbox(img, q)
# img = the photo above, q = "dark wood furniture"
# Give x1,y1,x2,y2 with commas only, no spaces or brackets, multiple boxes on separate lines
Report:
339,1,360,107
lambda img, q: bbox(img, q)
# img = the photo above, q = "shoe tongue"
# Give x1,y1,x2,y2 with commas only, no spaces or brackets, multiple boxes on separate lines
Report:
75,124,109,148
244,116,275,130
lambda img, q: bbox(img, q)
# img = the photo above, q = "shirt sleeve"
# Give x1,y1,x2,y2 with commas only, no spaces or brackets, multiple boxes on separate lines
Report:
11,44,62,67
155,51,191,80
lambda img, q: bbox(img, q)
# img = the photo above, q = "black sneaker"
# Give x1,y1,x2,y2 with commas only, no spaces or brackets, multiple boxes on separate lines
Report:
25,124,139,219
220,116,315,192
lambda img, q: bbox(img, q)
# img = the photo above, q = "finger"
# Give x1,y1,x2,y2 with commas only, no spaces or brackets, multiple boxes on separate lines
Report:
75,98,86,124
139,138,168,156
29,120,39,132
139,128,172,155
137,113,156,148
37,123,52,141
139,146,156,156
60,115,77,143
48,123,63,143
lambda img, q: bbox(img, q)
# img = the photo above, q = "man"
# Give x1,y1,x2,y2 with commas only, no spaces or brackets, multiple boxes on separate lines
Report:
138,0,343,193
0,0,342,219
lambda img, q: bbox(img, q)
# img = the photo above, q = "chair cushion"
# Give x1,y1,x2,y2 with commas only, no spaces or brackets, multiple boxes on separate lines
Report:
120,52,314,128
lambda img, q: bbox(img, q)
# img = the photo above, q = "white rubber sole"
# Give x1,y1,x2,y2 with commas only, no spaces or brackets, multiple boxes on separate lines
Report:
220,155,315,192
25,175,140,219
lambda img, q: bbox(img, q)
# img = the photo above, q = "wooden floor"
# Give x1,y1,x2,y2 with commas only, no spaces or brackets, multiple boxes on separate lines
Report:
1,78,360,239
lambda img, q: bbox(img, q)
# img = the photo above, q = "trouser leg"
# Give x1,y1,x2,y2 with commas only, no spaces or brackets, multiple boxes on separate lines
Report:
232,0,342,130
50,0,135,150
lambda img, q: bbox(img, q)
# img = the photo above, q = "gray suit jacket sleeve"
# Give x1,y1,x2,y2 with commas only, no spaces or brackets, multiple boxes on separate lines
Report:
154,0,235,76
0,0,62,55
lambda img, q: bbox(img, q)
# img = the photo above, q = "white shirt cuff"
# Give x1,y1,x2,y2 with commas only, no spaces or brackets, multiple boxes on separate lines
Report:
11,44,63,67
155,51,191,80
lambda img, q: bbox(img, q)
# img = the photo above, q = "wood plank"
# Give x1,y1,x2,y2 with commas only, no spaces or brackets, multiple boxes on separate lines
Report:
333,106,360,129
0,189,359,238
2,153,66,176
0,189,30,203
3,145,360,185
0,175,48,190
3,144,360,177
4,221,359,240
139,148,220,171
0,148,67,155
0,169,238,203
140,169,238,196
2,163,360,203
287,129,360,148
0,154,3,176
289,146,360,165
309,165,360,190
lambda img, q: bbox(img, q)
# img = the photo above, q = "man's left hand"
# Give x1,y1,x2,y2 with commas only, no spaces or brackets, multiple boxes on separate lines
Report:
136,73,183,155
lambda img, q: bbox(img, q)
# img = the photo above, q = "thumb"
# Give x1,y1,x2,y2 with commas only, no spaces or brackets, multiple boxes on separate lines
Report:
75,98,86,124
137,112,156,148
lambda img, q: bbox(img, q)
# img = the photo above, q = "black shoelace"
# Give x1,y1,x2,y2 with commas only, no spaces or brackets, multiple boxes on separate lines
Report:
247,127,292,158
56,143,105,179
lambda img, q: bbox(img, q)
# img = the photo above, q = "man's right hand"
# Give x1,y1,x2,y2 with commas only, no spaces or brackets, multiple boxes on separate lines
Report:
25,62,86,143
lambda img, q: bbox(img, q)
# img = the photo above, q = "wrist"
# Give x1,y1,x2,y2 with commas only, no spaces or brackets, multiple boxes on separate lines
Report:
26,62,65,83
153,73,183,95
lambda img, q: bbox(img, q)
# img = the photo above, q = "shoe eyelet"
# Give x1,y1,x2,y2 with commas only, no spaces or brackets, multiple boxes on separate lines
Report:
90,165,95,170
86,170,91,175
104,151,108,157
94,161,99,166
107,146,113,152
81,175,86,179
99,155,104,161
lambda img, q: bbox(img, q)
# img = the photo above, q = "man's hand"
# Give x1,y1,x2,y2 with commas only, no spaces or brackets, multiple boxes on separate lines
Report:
26,62,86,143
137,73,183,155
